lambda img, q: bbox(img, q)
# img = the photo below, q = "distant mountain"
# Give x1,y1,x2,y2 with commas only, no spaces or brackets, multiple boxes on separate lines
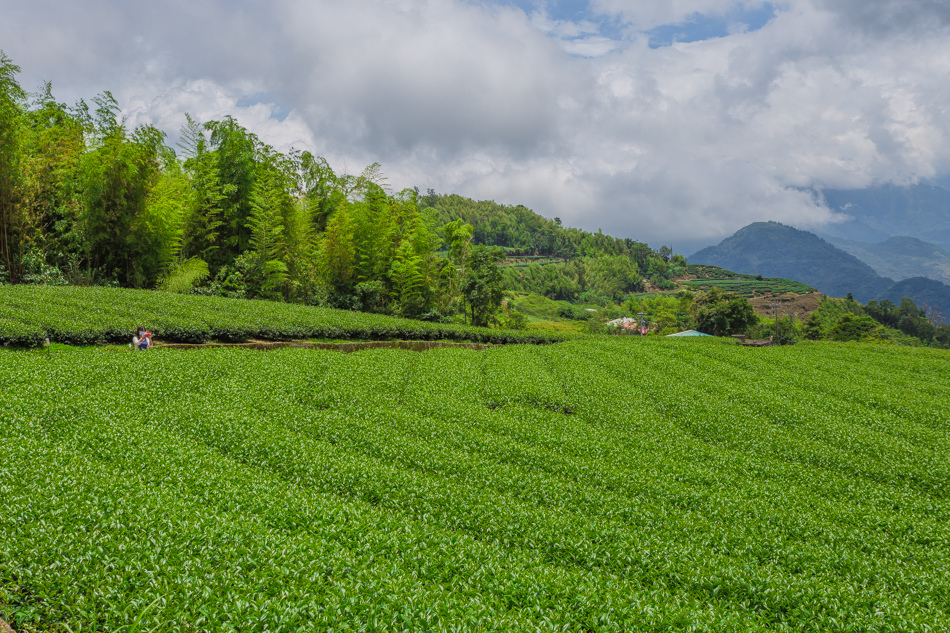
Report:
689,221,950,311
689,222,892,301
819,184,950,250
881,277,950,314
821,235,950,285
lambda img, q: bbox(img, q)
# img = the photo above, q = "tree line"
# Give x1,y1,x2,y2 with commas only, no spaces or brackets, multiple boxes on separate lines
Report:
0,53,526,325
802,294,950,347
0,52,685,327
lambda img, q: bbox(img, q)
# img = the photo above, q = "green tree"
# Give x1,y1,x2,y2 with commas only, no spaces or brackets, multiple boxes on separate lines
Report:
246,169,289,300
78,93,165,286
389,237,427,316
388,201,436,316
695,288,758,336
463,244,504,327
318,204,356,293
146,158,196,289
298,152,345,233
803,312,825,340
829,313,883,342
177,114,223,266
351,182,396,283
205,116,259,265
18,85,85,278
439,219,473,312
0,51,25,280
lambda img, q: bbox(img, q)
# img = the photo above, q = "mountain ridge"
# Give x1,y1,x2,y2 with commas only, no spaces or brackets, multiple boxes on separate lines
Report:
689,221,950,311
820,234,950,285
689,222,893,301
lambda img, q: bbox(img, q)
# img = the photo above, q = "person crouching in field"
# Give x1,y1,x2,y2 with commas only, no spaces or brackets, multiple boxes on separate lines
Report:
133,327,152,351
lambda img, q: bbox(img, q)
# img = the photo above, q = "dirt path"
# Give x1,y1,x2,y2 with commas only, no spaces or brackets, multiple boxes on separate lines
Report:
154,340,491,353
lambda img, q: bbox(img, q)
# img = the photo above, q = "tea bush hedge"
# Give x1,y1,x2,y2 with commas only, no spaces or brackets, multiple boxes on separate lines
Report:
2,337,949,631
0,286,569,347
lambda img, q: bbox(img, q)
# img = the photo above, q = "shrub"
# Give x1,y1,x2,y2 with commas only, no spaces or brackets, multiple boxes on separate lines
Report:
829,313,884,342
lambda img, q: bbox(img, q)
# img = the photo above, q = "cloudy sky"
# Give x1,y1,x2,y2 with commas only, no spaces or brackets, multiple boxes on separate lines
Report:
2,0,949,252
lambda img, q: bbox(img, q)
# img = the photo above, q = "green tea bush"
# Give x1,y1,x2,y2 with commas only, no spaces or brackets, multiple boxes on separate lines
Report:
0,286,570,347
2,338,949,631
681,276,815,297
0,318,45,347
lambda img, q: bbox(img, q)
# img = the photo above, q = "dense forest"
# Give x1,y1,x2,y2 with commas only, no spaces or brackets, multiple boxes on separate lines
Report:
0,52,682,326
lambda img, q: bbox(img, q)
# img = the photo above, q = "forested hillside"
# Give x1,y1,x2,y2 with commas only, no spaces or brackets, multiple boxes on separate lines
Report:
689,222,892,301
423,193,683,303
881,277,950,315
423,193,665,260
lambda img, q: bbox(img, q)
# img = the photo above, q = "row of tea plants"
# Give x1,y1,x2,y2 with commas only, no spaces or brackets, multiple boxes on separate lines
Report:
1,337,948,630
0,286,568,347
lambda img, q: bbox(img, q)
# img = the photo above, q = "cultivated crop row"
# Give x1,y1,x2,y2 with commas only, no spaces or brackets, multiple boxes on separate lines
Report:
0,286,568,347
1,337,948,631
679,278,814,297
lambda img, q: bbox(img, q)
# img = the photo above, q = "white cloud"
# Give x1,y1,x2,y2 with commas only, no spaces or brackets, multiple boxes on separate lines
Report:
122,81,319,155
2,0,949,249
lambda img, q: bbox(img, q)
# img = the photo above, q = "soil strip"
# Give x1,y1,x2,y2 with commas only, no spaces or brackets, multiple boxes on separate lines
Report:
154,340,490,353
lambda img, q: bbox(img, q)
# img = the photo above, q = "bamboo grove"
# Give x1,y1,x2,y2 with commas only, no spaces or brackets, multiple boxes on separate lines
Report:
0,52,524,324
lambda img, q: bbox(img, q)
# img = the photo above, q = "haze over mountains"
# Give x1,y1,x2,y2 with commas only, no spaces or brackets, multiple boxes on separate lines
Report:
819,184,950,251
689,222,950,313
821,235,950,286
815,184,950,285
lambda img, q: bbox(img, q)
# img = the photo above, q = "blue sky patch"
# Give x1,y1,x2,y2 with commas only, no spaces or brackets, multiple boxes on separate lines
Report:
646,4,776,48
483,1,776,50
236,92,290,122
489,0,627,41
498,0,592,22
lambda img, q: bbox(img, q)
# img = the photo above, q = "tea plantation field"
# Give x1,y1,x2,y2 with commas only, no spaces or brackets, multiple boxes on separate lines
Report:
2,337,949,631
681,266,815,298
0,286,566,347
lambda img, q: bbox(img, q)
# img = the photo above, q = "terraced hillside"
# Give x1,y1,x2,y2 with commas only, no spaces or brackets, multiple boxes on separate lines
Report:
682,265,816,297
2,338,949,631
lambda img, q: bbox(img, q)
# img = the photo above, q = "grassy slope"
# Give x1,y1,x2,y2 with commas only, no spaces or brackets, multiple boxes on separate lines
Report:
507,292,596,334
2,338,949,631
